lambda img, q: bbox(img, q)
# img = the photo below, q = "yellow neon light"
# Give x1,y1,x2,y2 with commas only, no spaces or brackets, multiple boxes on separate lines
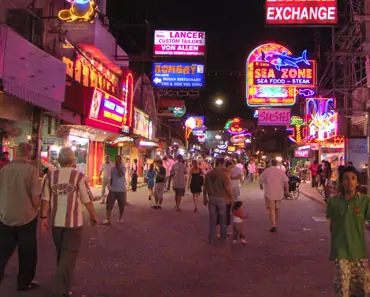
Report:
58,0,98,23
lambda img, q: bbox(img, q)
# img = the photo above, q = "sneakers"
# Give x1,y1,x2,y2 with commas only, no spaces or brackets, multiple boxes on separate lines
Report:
102,219,111,225
240,238,248,245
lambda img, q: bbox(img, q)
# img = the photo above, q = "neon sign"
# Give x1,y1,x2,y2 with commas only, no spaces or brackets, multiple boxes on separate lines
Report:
230,133,252,145
246,43,317,107
122,71,134,128
63,55,119,96
289,116,307,144
89,88,125,128
185,116,205,130
58,0,98,23
305,98,337,143
225,118,246,135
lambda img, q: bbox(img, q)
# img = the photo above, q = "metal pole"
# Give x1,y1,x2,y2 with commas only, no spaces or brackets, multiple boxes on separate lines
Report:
366,0,370,195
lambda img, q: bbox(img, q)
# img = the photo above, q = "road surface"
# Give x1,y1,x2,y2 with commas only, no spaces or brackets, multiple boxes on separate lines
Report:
1,182,340,297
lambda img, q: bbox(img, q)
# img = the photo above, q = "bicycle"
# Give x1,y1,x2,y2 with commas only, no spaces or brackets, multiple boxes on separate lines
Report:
316,180,338,203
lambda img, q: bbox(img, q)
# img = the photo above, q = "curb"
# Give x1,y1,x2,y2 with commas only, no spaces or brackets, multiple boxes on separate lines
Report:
300,190,326,206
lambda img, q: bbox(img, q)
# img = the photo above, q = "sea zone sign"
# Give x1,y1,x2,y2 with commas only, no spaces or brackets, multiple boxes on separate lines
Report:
154,30,206,56
258,109,291,126
265,0,338,25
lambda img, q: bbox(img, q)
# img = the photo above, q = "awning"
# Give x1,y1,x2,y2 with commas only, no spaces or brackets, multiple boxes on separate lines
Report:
61,125,120,142
0,25,66,113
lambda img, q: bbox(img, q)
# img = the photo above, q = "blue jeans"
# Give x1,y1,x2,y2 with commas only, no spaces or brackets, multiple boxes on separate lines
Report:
208,197,227,244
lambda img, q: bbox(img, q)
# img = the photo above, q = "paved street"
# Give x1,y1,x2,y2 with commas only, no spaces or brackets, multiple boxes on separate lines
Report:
0,182,342,297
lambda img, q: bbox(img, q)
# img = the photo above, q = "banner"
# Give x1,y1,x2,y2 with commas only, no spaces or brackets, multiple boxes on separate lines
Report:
258,108,291,126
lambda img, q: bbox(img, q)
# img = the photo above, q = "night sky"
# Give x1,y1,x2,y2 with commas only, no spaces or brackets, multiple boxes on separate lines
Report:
107,1,332,129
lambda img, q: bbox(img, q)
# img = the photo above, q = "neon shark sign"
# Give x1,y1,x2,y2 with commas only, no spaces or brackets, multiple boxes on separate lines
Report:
246,43,317,107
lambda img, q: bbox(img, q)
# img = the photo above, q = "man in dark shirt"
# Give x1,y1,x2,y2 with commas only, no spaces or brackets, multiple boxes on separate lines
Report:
153,160,166,209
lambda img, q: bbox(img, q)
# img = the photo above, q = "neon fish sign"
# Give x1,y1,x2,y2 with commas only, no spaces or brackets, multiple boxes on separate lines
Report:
246,43,317,107
58,0,98,23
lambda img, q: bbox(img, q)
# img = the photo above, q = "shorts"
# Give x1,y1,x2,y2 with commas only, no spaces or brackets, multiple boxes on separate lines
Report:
334,259,370,297
154,182,165,200
174,188,185,196
265,198,282,210
107,191,127,211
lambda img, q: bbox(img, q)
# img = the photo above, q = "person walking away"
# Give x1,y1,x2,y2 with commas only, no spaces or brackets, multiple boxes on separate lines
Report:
235,159,245,182
232,201,248,245
188,160,203,212
203,158,234,244
99,155,114,204
259,159,289,232
309,160,319,187
229,160,243,202
326,166,370,297
102,156,127,225
247,160,256,183
0,151,10,170
171,155,187,211
146,163,156,201
165,157,175,191
0,143,41,291
152,160,166,209
125,158,131,190
131,159,138,191
40,147,98,297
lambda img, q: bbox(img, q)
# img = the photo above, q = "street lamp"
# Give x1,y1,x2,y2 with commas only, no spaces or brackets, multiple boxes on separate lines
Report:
215,98,224,106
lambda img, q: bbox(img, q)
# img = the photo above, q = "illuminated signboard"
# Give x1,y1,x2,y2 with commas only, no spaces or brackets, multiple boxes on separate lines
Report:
258,108,291,126
58,0,98,23
121,71,134,128
154,30,206,56
89,88,125,128
152,62,205,89
230,133,252,145
253,57,316,86
185,116,205,130
225,118,246,135
63,55,119,96
294,150,309,158
289,116,307,144
305,98,337,143
265,0,338,25
133,108,150,139
246,43,317,107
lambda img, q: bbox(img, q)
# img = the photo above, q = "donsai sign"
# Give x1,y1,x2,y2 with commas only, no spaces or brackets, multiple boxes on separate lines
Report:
265,0,338,25
258,109,291,126
154,30,206,56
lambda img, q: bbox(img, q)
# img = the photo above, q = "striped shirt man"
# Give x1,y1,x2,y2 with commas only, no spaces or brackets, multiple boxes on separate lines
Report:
42,168,94,228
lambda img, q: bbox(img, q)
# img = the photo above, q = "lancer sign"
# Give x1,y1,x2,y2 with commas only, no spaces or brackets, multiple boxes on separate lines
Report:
89,88,125,128
154,30,206,56
265,0,338,25
152,62,205,88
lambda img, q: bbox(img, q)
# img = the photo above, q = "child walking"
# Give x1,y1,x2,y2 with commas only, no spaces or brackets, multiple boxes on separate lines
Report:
326,166,370,297
232,201,248,245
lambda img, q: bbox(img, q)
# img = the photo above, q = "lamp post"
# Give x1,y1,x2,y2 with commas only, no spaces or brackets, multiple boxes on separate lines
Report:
214,98,224,106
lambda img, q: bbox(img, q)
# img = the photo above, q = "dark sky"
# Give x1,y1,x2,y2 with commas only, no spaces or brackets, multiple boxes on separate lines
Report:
107,1,331,129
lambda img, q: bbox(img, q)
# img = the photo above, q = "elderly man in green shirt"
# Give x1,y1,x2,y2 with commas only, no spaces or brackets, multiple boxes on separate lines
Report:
326,166,370,297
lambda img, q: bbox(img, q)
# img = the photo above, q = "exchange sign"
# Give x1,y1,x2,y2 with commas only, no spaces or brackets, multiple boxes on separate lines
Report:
154,30,206,56
265,0,338,25
152,62,205,89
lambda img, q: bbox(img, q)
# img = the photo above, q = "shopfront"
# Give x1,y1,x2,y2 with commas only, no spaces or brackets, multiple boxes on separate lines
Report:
0,25,66,165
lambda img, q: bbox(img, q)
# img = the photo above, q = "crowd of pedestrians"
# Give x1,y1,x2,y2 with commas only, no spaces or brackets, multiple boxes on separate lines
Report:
1,144,370,297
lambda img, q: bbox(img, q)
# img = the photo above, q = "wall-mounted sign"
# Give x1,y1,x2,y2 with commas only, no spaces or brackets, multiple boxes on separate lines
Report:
225,118,246,135
265,0,338,25
152,62,205,89
258,108,291,126
63,55,119,96
230,133,252,145
305,98,337,143
58,0,98,23
348,138,367,171
289,116,307,144
246,43,316,107
121,71,134,128
294,150,309,158
185,116,205,130
133,108,150,138
154,30,206,56
253,58,316,86
89,88,125,128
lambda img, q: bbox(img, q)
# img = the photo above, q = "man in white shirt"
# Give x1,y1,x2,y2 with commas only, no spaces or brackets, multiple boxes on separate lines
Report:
276,162,286,172
99,155,114,204
229,160,244,201
259,159,289,232
171,155,188,211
